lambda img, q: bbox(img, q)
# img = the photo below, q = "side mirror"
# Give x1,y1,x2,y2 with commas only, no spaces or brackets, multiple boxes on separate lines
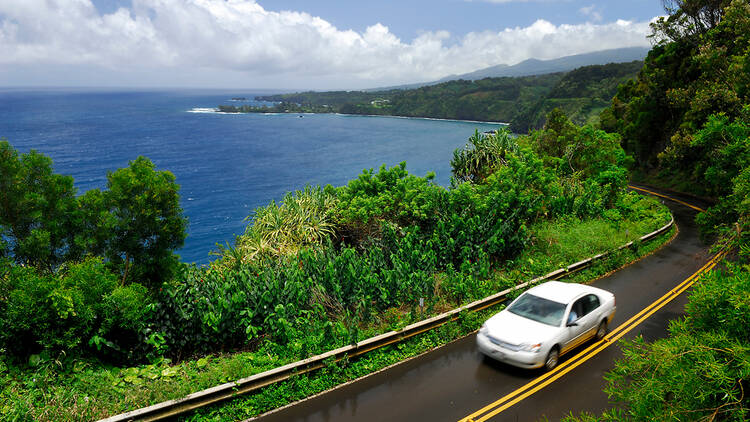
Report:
566,321,578,327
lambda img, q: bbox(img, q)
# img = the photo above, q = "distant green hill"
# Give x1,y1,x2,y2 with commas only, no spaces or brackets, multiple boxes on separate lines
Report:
246,60,643,131
510,60,645,132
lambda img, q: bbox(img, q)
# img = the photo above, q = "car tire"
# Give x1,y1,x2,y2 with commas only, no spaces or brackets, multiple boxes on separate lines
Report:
595,320,608,341
544,347,559,371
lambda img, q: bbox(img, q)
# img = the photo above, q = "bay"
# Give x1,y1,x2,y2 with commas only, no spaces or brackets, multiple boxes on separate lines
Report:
0,89,503,263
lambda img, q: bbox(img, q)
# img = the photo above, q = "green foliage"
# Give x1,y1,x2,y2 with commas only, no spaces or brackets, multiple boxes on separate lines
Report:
218,102,333,114
104,156,187,288
685,264,750,343
512,61,644,133
529,109,632,180
0,257,148,360
608,0,750,174
0,140,81,270
650,0,730,45
524,109,632,212
228,186,337,263
0,142,187,289
332,162,442,244
243,61,641,132
450,129,518,184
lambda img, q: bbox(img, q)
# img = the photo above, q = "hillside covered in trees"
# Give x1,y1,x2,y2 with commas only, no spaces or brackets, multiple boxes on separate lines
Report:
566,0,750,420
220,60,643,133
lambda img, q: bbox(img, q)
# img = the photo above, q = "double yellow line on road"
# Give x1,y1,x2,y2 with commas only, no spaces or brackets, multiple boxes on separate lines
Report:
629,185,705,212
460,190,719,422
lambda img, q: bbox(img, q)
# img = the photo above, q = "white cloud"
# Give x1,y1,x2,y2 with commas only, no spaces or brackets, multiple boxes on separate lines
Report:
0,0,653,88
579,5,603,22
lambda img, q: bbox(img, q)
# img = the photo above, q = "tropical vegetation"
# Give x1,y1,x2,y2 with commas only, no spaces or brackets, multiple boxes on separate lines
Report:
220,60,643,132
563,0,750,420
0,101,672,419
7,0,750,419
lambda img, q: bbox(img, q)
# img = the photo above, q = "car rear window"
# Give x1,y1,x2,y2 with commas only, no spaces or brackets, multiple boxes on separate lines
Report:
508,293,567,327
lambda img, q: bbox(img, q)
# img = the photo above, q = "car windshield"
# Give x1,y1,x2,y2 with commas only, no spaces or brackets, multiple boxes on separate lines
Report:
507,293,566,327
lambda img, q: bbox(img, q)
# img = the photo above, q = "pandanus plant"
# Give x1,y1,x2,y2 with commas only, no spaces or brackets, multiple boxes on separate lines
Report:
214,186,338,267
451,128,518,184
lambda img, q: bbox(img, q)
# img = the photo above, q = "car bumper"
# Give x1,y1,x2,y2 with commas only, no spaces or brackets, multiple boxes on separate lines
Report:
476,333,545,369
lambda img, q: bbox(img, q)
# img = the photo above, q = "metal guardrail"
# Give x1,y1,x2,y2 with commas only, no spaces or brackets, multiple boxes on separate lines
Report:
100,216,675,422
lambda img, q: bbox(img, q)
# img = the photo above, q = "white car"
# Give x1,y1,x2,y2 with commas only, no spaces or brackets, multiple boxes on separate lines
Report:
477,281,616,370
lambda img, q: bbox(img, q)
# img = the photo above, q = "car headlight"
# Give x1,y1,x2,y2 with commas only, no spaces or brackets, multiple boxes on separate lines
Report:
520,342,542,353
479,324,488,335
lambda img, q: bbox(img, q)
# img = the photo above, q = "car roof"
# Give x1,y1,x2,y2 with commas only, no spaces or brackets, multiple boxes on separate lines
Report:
524,281,610,304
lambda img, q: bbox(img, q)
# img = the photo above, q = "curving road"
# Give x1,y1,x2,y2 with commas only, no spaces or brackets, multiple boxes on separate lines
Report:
253,187,712,422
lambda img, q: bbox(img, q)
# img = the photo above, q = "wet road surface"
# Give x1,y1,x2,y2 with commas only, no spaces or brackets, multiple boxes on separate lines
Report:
254,188,711,422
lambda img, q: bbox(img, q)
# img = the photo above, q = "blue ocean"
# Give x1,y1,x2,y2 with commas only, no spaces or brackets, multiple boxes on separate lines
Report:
0,89,503,263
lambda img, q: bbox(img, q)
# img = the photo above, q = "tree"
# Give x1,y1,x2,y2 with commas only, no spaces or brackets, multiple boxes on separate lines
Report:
0,140,82,270
103,156,187,287
652,0,730,44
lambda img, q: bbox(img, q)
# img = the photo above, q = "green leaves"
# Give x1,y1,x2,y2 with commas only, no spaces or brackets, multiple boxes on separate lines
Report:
451,129,519,184
0,142,186,289
104,156,187,287
0,140,80,270
0,257,147,360
234,185,337,262
334,162,442,237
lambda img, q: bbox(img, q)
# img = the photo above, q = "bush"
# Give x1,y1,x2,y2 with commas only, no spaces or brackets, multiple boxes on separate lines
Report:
685,264,750,343
0,258,149,361
332,162,443,245
225,186,338,266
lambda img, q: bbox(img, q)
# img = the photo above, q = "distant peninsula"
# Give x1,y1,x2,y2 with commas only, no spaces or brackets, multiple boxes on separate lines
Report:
219,60,643,132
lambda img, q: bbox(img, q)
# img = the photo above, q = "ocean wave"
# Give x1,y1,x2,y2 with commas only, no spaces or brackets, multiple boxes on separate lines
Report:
187,107,220,113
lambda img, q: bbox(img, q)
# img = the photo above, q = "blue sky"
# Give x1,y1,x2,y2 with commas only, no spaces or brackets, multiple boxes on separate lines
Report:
260,1,664,40
1,1,665,89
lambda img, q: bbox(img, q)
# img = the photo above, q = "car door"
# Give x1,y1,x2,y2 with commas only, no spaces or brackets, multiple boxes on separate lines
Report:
563,294,603,352
580,293,602,339
561,298,587,353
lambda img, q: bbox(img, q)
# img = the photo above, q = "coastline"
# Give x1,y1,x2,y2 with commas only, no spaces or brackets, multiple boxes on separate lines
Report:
188,107,509,126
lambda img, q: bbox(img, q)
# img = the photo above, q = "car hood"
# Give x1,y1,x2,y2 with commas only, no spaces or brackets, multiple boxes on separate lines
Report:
485,310,559,344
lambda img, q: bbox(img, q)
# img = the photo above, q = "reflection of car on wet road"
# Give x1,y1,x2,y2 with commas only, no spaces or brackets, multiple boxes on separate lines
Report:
477,281,616,370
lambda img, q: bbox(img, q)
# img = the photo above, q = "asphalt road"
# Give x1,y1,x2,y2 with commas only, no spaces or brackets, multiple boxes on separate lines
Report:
254,188,711,422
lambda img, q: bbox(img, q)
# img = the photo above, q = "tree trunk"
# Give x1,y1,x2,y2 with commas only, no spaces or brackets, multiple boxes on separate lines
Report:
121,253,130,286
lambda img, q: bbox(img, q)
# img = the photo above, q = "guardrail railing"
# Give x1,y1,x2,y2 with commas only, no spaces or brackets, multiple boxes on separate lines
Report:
100,216,675,422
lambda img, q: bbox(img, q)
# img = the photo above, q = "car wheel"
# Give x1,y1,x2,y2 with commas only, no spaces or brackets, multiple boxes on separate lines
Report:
544,347,559,371
595,320,608,340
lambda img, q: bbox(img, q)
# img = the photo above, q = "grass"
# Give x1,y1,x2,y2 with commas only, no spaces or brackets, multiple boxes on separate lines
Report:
0,196,673,422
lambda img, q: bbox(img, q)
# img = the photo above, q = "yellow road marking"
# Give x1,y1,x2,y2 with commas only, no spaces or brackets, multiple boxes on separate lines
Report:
459,247,726,422
628,185,705,212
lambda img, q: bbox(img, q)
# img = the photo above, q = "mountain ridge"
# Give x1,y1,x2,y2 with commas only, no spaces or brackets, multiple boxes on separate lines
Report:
368,47,649,91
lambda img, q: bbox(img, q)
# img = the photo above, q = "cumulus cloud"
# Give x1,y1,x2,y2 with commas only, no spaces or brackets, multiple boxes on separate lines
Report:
0,0,653,87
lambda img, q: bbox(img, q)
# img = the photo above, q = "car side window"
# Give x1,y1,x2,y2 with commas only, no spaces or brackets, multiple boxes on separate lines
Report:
568,299,584,323
581,294,600,316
